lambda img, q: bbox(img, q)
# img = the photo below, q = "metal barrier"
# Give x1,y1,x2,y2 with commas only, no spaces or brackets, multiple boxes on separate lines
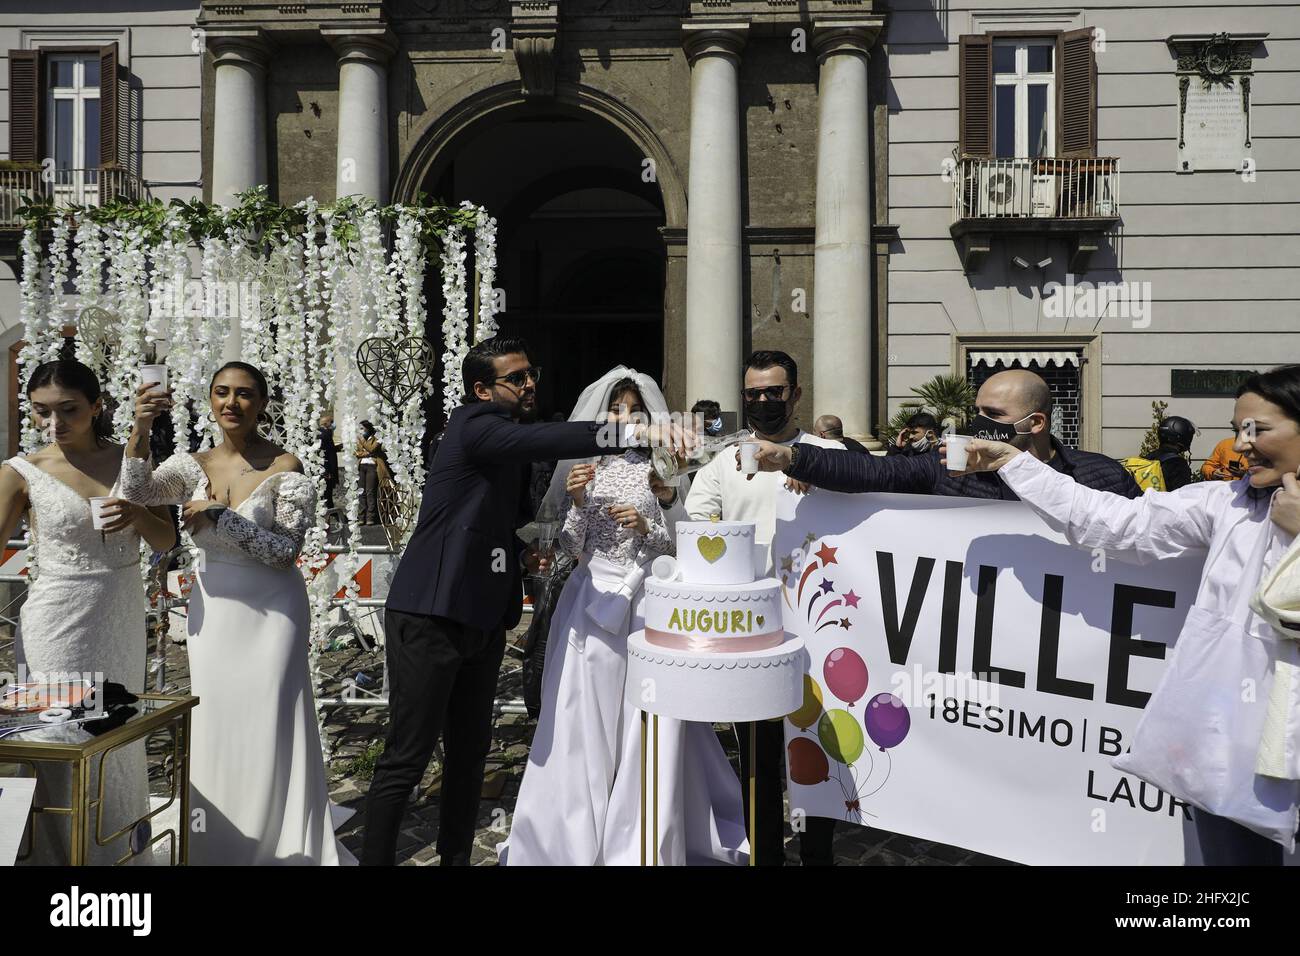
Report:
1,538,532,735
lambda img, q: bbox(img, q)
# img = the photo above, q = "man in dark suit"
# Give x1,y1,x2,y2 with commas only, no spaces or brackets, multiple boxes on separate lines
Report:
362,336,688,865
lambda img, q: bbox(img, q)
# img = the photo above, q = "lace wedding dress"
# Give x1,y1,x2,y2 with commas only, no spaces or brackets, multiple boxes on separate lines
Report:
4,456,149,866
501,451,748,865
120,452,353,865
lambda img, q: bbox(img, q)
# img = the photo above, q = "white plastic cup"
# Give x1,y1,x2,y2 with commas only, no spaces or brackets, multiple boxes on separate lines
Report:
88,496,114,530
141,364,169,393
651,555,682,581
944,435,972,472
739,441,761,475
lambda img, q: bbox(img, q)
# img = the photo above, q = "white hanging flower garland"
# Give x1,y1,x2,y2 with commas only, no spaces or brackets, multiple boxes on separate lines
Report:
439,225,469,417
470,202,499,342
15,192,496,660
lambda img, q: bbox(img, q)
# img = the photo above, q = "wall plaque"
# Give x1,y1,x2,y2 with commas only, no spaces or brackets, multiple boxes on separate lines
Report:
1170,368,1256,397
1168,33,1266,174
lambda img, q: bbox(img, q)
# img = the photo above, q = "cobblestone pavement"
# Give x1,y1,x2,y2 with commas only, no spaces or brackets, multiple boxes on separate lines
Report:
2,616,1013,867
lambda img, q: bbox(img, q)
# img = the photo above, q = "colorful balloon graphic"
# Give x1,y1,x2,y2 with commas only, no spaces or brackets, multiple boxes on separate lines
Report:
865,693,911,750
787,675,825,730
787,737,831,785
823,647,868,705
817,708,864,765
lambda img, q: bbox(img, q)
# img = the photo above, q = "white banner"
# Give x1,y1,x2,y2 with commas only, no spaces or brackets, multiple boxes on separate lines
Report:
774,490,1204,865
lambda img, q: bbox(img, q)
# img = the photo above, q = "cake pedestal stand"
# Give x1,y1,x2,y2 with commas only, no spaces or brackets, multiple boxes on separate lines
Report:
624,630,808,866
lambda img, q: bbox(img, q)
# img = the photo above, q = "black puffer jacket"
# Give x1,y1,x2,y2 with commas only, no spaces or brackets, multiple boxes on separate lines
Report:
786,436,1142,500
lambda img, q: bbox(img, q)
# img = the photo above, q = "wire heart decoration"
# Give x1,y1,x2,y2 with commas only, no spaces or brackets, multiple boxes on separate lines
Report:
379,480,420,551
355,336,435,409
77,305,121,367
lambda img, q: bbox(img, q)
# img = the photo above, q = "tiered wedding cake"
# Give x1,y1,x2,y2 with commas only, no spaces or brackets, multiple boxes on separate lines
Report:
643,520,785,653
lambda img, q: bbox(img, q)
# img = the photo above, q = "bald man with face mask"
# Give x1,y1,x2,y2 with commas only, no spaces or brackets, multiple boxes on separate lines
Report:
747,369,1141,500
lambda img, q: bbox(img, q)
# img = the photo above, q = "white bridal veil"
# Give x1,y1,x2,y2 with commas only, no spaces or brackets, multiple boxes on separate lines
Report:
538,365,691,522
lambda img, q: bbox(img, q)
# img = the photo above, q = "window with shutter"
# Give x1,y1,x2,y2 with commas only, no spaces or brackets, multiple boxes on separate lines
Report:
959,35,993,157
100,44,119,167
1058,28,1097,158
8,50,41,164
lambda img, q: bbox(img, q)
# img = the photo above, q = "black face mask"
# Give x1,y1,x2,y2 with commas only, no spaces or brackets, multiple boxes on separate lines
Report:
745,398,793,435
970,412,1034,443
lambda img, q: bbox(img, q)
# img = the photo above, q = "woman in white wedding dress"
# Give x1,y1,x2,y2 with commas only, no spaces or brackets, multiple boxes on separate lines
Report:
500,368,748,866
0,360,176,865
122,361,353,865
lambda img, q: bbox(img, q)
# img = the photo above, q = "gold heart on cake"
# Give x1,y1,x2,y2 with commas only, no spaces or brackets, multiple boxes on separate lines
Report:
697,535,727,563
756,615,765,627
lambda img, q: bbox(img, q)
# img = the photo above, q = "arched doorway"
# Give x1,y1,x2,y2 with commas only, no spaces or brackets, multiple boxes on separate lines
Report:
410,102,671,419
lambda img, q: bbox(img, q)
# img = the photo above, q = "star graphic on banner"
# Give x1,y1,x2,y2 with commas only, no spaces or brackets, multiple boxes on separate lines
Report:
843,589,860,609
816,543,838,565
839,617,851,629
819,578,835,595
780,555,795,574
804,532,817,545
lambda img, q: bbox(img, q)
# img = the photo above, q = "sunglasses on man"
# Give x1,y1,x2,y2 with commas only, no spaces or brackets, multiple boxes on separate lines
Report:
741,384,791,403
493,366,542,389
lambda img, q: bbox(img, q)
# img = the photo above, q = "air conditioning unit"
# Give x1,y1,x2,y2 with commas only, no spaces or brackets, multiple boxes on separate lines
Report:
1030,171,1056,217
973,160,1032,217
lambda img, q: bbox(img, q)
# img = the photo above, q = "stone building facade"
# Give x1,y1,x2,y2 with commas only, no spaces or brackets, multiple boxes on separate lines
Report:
3,0,1298,462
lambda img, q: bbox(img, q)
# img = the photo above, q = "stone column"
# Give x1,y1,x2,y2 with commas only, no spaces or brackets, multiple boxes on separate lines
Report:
209,30,270,207
682,23,747,413
812,22,881,441
322,26,398,203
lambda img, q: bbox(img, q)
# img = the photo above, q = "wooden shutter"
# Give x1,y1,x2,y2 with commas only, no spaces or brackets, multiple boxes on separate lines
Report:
99,43,119,167
8,49,41,164
958,34,993,157
1058,28,1097,158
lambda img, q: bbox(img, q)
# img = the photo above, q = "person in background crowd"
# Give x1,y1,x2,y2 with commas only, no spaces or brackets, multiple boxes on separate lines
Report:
356,420,391,526
692,399,724,437
529,412,570,517
887,412,940,457
950,364,1300,866
1146,416,1196,491
814,414,869,454
1203,434,1250,481
319,412,340,509
686,350,842,865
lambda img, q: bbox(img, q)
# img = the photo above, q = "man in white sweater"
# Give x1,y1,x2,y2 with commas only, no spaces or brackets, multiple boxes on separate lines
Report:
685,350,841,865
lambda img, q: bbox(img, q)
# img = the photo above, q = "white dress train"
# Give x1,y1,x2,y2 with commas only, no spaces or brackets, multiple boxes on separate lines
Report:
5,456,149,866
501,451,748,865
119,453,354,865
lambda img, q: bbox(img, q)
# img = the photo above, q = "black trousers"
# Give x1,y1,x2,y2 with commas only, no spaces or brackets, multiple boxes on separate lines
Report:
361,610,506,865
737,719,835,866
1193,809,1283,866
359,463,380,524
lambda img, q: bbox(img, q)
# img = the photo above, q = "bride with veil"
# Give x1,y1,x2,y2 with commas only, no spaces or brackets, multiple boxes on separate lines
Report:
500,367,748,865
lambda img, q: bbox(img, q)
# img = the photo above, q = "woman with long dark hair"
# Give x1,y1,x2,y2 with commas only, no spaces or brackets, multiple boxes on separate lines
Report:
0,360,175,864
120,361,352,865
953,364,1300,865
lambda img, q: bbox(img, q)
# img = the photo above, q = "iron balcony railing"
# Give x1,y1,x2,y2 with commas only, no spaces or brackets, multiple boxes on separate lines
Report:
0,166,148,229
952,156,1120,222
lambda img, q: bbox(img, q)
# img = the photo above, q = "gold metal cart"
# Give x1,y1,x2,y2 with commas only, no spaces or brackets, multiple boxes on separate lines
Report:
0,694,197,865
